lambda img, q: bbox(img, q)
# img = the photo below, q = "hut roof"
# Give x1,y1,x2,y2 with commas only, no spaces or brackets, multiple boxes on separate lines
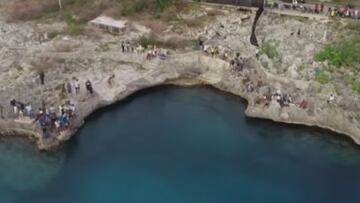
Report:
89,16,127,28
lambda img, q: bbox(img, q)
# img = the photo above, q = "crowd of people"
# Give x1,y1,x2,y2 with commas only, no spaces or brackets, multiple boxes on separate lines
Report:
269,1,359,20
203,45,220,57
146,46,159,60
230,53,245,72
38,102,77,137
119,41,170,61
254,88,336,110
12,101,75,137
145,46,170,60
192,37,341,116
220,45,338,112
3,37,175,138
254,89,309,109
5,77,96,138
121,41,133,53
9,99,77,137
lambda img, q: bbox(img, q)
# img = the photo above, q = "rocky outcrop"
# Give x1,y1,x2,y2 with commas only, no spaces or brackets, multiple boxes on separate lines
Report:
0,5,359,150
1,51,360,150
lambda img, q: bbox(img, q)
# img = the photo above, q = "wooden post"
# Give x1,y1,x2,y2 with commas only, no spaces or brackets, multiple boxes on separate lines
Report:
58,0,62,10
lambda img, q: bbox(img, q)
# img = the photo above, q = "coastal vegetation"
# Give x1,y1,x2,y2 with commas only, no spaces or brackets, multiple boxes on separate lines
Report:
315,36,360,94
315,38,360,68
315,70,330,84
260,41,279,59
64,12,83,35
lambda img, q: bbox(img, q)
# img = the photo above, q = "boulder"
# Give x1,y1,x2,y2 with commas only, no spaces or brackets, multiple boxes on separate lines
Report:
287,64,300,79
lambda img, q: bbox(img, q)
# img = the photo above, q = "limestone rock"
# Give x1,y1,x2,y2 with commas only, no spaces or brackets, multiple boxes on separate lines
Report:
259,54,275,73
287,64,300,79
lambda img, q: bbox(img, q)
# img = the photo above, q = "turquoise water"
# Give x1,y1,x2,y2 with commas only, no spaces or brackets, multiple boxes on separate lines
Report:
1,86,360,203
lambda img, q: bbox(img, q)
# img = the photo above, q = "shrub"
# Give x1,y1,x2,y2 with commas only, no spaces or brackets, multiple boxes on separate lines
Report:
156,0,177,12
315,38,360,68
67,23,83,34
352,82,360,94
316,71,330,84
344,75,355,86
261,41,279,59
48,31,61,39
64,12,83,35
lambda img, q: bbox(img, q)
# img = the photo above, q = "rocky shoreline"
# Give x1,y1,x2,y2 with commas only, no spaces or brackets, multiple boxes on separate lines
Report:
0,52,359,150
1,4,359,150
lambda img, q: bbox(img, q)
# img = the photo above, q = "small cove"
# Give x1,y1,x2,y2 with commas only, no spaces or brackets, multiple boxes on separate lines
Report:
1,86,360,203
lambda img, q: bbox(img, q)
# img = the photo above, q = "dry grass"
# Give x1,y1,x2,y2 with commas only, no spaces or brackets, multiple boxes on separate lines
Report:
6,0,182,21
138,34,193,49
183,12,219,29
30,58,54,74
345,21,360,33
74,7,103,22
7,0,60,21
183,16,208,28
206,9,224,17
138,18,169,34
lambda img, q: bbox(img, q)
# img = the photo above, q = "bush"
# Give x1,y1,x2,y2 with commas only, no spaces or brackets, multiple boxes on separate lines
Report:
156,0,177,11
315,38,360,68
352,82,360,94
261,41,279,59
64,12,83,35
316,71,330,84
48,31,61,39
344,75,355,86
119,0,177,16
183,16,208,28
67,23,83,34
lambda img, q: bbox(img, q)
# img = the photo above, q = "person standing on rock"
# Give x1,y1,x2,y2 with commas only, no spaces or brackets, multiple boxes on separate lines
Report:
320,3,324,13
327,94,335,105
198,38,204,50
25,103,34,119
255,48,260,59
74,78,81,95
121,41,125,53
107,74,115,88
85,80,93,95
49,104,57,128
10,99,18,119
39,114,49,138
0,104,4,119
67,81,72,95
39,71,45,85
59,105,64,116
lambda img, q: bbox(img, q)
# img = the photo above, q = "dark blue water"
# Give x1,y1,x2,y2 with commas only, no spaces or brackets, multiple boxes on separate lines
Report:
1,86,360,203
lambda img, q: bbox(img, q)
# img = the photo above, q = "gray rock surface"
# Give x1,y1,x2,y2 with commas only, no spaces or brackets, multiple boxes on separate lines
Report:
0,6,359,150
